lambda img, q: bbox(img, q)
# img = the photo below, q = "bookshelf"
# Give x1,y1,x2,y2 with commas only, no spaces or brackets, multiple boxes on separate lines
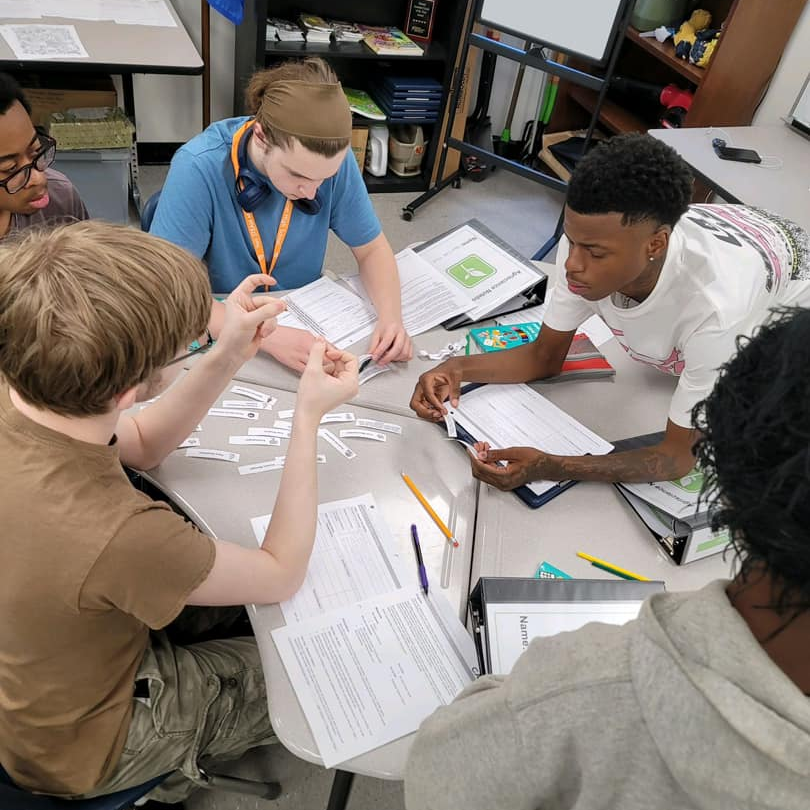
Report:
547,0,807,136
234,0,473,193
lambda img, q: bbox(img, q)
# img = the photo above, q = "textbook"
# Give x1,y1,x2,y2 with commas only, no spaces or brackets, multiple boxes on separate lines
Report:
469,326,615,381
612,434,729,565
360,26,424,56
298,13,332,42
267,17,304,41
328,18,364,42
343,87,386,120
469,577,664,675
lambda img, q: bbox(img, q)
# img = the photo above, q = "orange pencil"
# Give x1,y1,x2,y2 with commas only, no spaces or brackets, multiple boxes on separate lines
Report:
400,472,459,548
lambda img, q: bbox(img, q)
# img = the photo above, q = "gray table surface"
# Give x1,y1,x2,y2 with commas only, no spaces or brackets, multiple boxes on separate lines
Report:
650,125,810,231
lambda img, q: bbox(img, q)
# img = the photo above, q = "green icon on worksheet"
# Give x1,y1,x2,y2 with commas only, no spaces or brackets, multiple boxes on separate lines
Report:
671,469,703,493
447,254,496,288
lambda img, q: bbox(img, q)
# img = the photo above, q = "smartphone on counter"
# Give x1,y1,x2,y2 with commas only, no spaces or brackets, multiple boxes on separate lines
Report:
712,138,762,164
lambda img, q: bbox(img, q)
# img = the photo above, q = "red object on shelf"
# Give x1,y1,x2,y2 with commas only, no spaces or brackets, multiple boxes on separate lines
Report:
404,0,436,43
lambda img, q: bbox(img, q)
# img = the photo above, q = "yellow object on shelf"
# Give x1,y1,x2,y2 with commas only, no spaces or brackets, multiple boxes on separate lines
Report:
47,107,134,151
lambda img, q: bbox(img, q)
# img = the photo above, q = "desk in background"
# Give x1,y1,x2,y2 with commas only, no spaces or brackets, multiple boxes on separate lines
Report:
0,3,203,211
650,125,810,231
140,380,477,783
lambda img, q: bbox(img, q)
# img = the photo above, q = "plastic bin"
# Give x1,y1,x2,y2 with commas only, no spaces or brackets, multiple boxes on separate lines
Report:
53,148,131,223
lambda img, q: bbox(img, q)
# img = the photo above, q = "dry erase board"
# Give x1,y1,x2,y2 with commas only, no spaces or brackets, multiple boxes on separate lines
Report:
480,0,629,64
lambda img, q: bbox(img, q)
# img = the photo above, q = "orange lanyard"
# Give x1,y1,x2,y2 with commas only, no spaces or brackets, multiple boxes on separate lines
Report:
230,120,292,283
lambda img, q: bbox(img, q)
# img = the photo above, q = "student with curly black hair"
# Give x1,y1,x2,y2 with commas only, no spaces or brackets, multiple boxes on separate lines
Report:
410,133,810,486
405,306,810,810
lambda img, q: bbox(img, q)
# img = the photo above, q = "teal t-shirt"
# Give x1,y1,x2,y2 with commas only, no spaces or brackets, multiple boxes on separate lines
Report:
149,117,381,293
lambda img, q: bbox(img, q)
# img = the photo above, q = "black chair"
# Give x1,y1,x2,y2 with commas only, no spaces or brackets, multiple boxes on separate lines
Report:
1,760,282,809
140,190,162,232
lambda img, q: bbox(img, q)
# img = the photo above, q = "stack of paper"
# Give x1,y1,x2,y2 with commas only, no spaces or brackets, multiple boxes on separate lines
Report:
252,495,477,767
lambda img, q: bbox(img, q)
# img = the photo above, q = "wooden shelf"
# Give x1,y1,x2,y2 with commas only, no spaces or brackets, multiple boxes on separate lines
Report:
625,27,705,85
264,40,447,62
568,85,648,134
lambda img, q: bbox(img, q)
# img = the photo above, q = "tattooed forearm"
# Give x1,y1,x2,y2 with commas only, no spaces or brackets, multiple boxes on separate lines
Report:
544,445,695,484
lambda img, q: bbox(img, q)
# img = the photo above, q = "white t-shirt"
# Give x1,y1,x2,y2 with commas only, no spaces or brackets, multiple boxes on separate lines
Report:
544,205,810,427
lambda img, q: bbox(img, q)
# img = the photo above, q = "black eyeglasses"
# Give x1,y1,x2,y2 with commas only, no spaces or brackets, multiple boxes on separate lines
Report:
0,129,57,195
164,330,215,368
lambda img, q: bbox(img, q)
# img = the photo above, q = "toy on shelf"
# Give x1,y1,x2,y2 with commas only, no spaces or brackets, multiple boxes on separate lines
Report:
641,8,721,69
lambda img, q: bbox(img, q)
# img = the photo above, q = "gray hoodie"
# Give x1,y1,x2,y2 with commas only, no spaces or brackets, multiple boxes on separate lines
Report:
404,580,810,810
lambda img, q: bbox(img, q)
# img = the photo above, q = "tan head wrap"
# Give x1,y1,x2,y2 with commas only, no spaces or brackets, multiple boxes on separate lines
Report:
259,80,352,140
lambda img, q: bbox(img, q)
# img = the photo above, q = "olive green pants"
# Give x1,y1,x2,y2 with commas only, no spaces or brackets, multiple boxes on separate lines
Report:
80,608,276,804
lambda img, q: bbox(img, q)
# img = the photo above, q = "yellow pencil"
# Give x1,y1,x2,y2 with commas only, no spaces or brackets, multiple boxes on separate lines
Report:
576,551,650,581
401,472,459,548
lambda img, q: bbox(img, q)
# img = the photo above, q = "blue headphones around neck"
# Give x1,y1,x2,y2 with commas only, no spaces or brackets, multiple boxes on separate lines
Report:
234,125,322,215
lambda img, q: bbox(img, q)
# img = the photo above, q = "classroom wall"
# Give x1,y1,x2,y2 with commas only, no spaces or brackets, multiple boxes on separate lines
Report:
752,2,810,125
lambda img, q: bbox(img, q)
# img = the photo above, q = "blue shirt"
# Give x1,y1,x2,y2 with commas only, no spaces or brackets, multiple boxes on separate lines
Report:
149,117,382,293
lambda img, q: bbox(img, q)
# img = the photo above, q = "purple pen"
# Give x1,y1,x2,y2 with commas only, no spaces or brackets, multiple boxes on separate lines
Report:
410,523,429,596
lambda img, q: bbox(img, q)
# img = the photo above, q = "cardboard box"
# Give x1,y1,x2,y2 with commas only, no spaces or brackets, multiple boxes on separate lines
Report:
22,76,117,127
351,126,369,173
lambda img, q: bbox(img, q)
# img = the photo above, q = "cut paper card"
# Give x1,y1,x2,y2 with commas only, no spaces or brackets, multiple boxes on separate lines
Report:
339,429,386,442
185,448,239,462
320,412,355,424
229,436,281,446
177,437,200,449
248,427,291,439
230,385,274,404
221,400,262,409
355,418,403,435
207,408,260,420
357,355,393,385
318,428,357,460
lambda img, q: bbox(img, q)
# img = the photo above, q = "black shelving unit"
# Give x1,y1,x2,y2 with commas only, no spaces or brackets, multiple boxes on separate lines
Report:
234,0,472,194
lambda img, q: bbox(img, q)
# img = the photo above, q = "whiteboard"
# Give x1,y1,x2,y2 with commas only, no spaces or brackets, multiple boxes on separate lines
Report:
480,0,627,64
788,73,810,134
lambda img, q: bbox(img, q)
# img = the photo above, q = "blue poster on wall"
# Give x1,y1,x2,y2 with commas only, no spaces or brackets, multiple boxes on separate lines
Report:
207,0,244,25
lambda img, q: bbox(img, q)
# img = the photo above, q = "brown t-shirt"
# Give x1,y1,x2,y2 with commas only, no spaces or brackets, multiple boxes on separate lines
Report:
0,386,215,795
9,167,89,234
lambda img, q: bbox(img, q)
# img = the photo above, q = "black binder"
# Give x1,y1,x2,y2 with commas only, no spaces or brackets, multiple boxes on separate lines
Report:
468,576,665,675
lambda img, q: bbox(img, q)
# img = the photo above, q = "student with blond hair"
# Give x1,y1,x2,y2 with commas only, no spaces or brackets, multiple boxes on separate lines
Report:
151,57,411,372
0,221,358,805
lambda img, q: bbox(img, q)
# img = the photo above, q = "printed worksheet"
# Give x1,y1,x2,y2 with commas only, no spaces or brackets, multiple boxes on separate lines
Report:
342,248,474,336
272,587,478,767
0,24,89,59
251,494,408,624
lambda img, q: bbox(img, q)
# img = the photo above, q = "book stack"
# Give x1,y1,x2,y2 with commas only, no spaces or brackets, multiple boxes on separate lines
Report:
267,17,304,42
299,14,332,43
371,75,442,123
329,18,363,42
359,26,423,56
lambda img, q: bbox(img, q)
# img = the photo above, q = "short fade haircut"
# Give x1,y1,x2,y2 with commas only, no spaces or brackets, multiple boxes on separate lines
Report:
566,133,693,228
692,306,810,613
0,72,31,116
0,221,211,417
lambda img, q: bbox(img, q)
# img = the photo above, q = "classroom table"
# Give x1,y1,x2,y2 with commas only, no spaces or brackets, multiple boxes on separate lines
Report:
650,125,810,231
138,380,478,784
0,2,203,209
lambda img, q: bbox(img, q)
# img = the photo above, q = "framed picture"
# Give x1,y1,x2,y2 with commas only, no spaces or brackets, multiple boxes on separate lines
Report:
404,0,437,43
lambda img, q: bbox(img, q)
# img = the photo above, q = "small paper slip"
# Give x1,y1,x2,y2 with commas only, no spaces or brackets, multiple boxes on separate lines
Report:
271,455,327,465
355,418,403,435
340,429,386,442
178,437,200,449
194,424,203,432
443,411,458,438
186,448,239,462
221,400,261,409
229,435,281,446
248,427,290,439
278,409,295,419
239,460,284,475
0,24,89,59
358,355,393,385
320,412,355,424
207,408,260,420
272,588,477,768
250,494,408,623
273,420,292,430
318,428,357,459
230,385,273,404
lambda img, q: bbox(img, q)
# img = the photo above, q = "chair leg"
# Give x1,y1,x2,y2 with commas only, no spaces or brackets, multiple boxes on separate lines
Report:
326,770,355,810
197,765,282,800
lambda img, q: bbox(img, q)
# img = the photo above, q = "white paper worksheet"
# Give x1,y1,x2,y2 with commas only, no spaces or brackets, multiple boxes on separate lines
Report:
0,24,88,59
276,277,376,349
343,248,474,336
251,494,408,624
272,587,478,767
451,384,613,496
416,223,542,321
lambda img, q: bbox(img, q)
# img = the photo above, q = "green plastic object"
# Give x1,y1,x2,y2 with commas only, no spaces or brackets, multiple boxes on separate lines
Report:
630,0,690,31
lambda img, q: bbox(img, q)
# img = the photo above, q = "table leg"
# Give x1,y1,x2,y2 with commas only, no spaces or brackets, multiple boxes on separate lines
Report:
326,770,355,810
121,73,142,215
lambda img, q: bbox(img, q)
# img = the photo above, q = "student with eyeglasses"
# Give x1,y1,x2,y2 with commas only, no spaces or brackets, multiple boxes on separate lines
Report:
0,73,88,238
150,57,412,374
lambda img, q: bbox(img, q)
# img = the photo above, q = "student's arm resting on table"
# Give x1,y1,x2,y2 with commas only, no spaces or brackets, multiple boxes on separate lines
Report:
116,275,284,471
410,325,576,421
186,341,359,606
471,419,698,488
352,232,412,364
